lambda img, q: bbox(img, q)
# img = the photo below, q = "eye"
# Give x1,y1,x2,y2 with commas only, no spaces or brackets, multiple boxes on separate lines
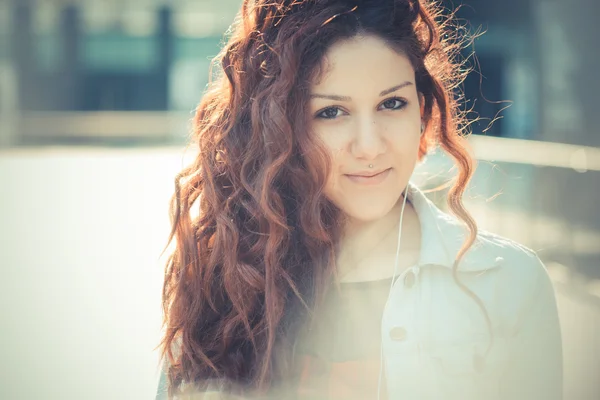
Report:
379,97,407,111
315,107,346,120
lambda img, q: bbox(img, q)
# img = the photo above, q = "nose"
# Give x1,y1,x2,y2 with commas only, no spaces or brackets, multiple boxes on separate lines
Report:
350,117,386,160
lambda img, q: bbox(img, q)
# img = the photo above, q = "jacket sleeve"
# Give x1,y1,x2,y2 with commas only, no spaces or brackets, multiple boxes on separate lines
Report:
499,256,563,400
156,360,169,400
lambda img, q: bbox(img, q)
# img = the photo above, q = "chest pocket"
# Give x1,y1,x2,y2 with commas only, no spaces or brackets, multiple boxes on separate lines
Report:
425,333,510,400
429,333,508,375
424,267,509,371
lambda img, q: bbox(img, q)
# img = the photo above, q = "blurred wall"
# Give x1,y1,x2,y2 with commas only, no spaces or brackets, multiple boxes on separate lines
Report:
532,0,600,148
529,0,600,276
2,0,596,145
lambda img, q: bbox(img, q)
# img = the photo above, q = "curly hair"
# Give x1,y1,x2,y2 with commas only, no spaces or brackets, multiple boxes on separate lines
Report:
158,0,485,397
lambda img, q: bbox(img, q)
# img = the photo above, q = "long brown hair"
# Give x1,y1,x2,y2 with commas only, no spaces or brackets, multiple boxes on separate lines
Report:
159,0,484,397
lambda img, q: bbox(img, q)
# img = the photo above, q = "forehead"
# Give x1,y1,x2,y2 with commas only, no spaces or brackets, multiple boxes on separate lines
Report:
311,35,415,90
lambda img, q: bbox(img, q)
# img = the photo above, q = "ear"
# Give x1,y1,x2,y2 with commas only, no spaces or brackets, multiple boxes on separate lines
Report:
418,92,425,119
416,92,429,159
417,92,426,135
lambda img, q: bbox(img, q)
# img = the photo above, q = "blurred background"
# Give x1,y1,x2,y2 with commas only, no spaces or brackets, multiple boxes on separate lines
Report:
0,0,598,399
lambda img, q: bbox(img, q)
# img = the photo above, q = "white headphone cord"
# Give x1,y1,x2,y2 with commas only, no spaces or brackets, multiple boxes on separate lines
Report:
376,184,410,400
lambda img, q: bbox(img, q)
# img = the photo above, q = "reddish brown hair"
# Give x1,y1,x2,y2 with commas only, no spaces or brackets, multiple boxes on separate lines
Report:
159,0,485,397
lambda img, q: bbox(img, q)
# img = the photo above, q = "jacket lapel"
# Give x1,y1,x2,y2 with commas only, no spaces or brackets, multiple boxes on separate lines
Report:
406,181,503,272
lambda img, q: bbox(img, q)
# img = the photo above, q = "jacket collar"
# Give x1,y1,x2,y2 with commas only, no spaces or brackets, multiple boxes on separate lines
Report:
406,181,502,272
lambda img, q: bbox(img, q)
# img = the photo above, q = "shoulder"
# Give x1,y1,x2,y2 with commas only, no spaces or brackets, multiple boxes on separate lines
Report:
419,196,544,283
476,228,539,260
475,229,545,275
470,229,556,312
471,229,549,284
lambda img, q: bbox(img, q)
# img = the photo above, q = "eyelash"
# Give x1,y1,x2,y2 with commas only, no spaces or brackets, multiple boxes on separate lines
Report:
315,97,408,120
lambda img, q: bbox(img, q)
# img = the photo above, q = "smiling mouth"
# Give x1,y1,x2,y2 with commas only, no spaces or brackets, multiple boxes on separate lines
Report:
346,168,390,178
344,168,392,185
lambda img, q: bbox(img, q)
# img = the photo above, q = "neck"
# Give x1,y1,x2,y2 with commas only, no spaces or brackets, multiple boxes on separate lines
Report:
336,194,420,277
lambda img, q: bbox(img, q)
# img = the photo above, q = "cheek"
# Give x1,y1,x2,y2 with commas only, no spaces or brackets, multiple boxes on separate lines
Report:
317,135,345,175
323,158,342,195
387,130,422,160
318,132,345,155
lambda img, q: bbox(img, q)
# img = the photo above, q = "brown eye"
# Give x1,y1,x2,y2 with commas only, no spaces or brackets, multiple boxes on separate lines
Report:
316,107,343,119
380,98,407,110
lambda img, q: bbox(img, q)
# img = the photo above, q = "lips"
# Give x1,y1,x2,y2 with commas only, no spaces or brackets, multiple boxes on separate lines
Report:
346,168,390,178
345,168,392,185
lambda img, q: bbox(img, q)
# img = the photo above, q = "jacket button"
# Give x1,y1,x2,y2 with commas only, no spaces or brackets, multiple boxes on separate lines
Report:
404,271,416,288
389,326,407,341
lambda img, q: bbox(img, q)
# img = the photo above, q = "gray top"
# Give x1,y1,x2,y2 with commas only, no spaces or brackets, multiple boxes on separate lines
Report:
156,276,395,399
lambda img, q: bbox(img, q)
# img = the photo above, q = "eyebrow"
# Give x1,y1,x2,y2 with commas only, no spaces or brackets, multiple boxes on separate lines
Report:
309,81,413,101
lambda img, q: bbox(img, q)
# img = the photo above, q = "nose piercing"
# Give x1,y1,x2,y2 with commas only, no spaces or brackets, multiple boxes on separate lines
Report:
369,164,373,168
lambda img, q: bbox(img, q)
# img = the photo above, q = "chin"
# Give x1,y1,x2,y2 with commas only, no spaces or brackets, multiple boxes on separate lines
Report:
341,197,399,222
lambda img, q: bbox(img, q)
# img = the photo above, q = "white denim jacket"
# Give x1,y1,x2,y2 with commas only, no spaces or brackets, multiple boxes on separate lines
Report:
379,182,563,399
156,182,563,400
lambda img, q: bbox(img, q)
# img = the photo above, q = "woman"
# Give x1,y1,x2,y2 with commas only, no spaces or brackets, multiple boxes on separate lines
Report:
156,0,562,399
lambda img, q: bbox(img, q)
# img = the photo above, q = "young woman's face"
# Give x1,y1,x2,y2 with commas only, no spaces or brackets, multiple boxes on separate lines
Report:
308,35,423,223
